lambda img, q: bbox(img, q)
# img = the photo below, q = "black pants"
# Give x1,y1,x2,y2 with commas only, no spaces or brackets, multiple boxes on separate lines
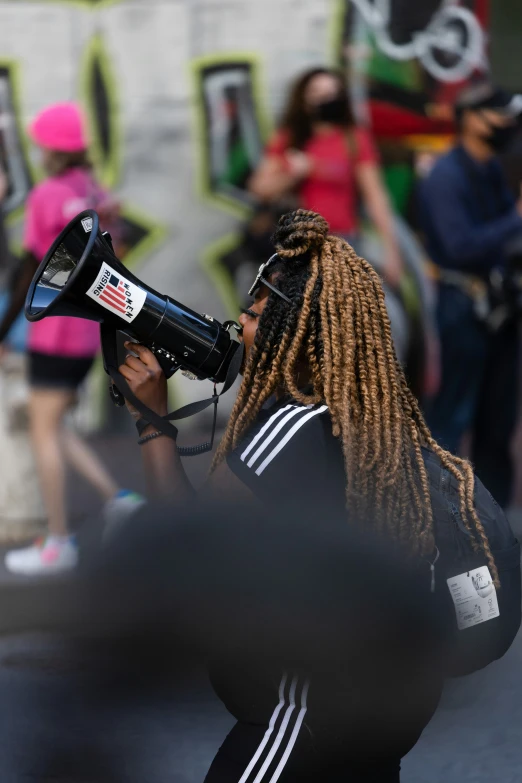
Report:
205,723,400,783
205,668,443,783
426,285,519,507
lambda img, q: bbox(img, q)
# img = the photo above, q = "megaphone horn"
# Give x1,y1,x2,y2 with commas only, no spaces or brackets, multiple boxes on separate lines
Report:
26,209,240,383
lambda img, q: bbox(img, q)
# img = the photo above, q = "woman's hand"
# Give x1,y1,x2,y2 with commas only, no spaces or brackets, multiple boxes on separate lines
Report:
120,343,196,503
119,342,168,418
383,245,404,291
285,149,313,180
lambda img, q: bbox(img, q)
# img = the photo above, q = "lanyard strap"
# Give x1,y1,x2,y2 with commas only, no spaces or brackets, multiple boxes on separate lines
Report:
100,324,244,456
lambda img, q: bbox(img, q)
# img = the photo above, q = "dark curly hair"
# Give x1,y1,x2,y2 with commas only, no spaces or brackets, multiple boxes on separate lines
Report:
212,209,498,583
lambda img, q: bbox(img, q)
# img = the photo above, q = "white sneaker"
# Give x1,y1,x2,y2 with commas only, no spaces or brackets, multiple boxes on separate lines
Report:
103,490,147,544
4,537,78,576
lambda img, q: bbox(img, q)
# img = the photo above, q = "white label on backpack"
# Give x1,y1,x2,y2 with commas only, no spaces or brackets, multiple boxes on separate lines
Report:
86,262,146,323
447,566,499,631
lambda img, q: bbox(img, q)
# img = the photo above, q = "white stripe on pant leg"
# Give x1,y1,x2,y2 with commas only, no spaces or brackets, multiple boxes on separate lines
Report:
251,676,299,783
240,406,296,461
246,408,311,468
268,679,309,783
255,406,328,475
237,674,288,783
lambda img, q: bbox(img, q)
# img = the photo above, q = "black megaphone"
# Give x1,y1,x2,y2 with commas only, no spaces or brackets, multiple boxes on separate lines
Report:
25,209,243,453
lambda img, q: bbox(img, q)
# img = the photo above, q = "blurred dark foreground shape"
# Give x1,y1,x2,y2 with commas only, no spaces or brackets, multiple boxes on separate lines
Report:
1,502,446,650
0,502,448,759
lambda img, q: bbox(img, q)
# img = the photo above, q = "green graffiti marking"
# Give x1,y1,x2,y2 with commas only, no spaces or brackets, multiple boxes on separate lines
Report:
201,231,242,320
189,52,271,219
80,33,122,190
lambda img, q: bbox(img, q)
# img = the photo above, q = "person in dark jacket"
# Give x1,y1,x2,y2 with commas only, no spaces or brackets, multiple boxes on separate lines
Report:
420,83,522,508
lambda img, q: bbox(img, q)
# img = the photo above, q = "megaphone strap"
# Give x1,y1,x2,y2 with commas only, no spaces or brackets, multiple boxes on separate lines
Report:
164,340,243,423
100,324,244,457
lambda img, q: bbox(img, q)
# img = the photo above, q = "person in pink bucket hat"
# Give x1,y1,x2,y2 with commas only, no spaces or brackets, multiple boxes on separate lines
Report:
30,101,89,153
0,102,143,575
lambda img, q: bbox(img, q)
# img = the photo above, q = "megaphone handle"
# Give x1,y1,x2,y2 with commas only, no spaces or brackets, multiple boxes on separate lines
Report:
100,324,244,455
101,324,180,441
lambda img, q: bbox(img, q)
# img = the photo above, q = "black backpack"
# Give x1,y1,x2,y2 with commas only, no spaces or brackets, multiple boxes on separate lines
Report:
423,448,521,677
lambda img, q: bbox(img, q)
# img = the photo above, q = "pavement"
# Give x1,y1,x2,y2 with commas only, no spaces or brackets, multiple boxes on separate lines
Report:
0,629,520,782
0,434,521,781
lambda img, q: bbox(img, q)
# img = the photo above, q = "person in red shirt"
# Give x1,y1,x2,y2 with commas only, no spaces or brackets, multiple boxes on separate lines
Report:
249,67,403,287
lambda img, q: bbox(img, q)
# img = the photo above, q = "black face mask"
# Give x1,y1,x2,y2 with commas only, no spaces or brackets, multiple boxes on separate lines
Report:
313,96,348,125
484,121,519,153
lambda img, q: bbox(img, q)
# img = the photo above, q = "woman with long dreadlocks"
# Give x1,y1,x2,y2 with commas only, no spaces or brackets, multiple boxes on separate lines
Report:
118,209,500,782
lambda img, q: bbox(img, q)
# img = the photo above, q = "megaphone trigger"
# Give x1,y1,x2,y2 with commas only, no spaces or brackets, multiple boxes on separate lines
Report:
149,344,181,380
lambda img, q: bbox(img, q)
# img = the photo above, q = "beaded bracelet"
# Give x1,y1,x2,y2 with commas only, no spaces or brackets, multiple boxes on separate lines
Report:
137,431,165,446
136,418,151,437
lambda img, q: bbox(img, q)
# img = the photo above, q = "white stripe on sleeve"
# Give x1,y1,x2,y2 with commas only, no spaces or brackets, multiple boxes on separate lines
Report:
246,407,313,469
240,405,296,462
255,406,328,476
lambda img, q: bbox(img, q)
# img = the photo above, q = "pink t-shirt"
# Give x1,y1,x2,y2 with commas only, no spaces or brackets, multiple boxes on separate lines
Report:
265,126,379,234
24,168,105,358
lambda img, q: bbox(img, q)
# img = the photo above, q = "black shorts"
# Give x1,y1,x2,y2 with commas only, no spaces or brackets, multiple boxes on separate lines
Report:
28,351,95,391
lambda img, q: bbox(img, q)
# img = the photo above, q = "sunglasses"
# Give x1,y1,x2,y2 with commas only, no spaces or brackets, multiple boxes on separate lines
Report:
248,254,292,304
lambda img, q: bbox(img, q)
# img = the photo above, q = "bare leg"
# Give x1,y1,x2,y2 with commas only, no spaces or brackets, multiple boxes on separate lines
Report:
28,389,76,537
62,427,119,501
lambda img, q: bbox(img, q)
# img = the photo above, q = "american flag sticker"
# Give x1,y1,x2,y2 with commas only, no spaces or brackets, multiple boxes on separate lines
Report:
86,262,147,323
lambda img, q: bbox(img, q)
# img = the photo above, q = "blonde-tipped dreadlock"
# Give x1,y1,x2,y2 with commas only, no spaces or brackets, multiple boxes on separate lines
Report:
211,209,498,584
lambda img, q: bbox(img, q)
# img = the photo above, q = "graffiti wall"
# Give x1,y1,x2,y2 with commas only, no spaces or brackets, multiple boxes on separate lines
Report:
0,0,494,423
334,0,490,218
337,0,489,131
0,0,333,421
